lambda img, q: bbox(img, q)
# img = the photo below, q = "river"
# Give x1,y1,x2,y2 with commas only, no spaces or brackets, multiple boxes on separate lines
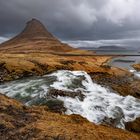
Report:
0,70,140,129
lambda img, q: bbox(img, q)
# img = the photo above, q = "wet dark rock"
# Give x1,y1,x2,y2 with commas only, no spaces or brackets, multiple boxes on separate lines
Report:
125,117,140,133
60,60,76,65
25,95,66,114
78,61,88,65
0,123,10,134
0,62,9,82
48,88,85,101
0,62,5,68
44,99,66,113
21,71,34,78
101,64,111,69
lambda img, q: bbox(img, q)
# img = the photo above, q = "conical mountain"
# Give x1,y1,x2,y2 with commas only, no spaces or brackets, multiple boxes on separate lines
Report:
18,18,54,39
0,19,75,53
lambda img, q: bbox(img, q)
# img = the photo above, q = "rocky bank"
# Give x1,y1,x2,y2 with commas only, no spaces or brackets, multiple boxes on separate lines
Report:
133,63,140,71
0,94,140,140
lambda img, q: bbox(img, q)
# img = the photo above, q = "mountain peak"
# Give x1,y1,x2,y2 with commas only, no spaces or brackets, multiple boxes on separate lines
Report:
19,18,53,39
27,18,40,23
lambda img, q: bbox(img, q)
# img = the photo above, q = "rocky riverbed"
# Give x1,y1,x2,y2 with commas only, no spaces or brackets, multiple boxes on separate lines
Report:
0,70,140,134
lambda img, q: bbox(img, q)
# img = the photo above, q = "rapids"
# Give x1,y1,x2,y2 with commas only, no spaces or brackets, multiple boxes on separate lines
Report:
0,70,140,129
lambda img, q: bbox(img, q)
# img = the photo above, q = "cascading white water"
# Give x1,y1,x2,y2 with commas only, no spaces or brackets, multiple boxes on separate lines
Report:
0,70,140,129
130,69,140,78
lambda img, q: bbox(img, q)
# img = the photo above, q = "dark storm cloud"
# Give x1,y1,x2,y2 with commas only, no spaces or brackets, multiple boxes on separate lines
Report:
0,0,140,48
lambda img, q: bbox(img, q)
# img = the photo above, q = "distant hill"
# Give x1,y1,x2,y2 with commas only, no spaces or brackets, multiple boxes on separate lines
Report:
97,46,126,50
78,46,127,51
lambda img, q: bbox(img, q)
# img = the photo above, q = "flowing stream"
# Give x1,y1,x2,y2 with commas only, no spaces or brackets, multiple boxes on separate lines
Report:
0,70,140,129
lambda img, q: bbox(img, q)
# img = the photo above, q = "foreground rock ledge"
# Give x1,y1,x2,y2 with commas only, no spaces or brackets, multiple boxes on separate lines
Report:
0,94,140,140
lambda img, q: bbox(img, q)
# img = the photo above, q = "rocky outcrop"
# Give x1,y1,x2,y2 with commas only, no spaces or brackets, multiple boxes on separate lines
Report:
91,72,140,99
126,118,140,133
0,53,111,82
133,63,140,71
48,88,85,101
0,93,140,140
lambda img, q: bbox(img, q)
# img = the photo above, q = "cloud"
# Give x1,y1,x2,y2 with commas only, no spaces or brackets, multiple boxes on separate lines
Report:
100,0,134,25
0,37,8,43
66,38,140,49
0,0,140,47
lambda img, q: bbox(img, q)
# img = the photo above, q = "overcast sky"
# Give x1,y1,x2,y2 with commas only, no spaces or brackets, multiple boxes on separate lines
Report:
1,0,140,48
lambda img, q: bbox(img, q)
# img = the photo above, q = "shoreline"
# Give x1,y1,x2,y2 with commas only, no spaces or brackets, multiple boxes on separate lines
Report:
1,51,140,56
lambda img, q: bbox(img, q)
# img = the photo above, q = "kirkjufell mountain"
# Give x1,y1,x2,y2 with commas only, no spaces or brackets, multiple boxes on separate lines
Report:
0,19,75,53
